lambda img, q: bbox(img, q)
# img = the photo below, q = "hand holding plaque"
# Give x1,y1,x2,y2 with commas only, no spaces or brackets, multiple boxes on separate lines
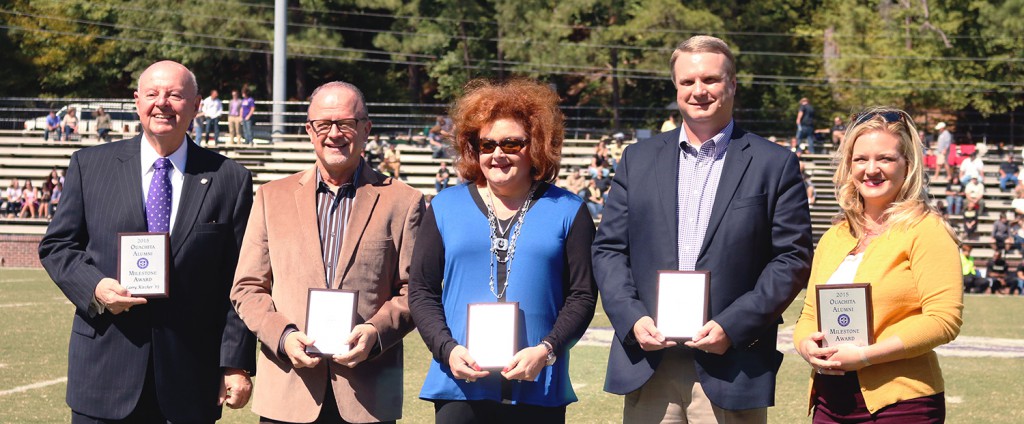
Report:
816,284,874,348
118,233,170,298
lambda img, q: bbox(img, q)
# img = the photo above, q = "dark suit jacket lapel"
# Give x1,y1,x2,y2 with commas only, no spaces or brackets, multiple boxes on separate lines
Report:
336,164,383,288
657,130,681,256
699,130,753,259
295,167,329,290
170,141,213,258
114,136,147,232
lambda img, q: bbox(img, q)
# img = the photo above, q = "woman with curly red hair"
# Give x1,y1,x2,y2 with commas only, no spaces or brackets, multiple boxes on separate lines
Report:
409,78,597,423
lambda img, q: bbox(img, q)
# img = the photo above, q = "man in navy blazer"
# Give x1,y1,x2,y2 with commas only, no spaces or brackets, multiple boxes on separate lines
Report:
593,36,812,422
39,60,256,423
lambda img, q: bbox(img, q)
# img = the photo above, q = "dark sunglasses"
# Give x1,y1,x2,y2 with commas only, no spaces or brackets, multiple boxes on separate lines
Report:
476,137,528,154
852,111,909,127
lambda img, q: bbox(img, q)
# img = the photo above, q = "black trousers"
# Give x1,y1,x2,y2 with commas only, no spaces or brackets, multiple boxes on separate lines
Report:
433,400,566,424
71,360,191,424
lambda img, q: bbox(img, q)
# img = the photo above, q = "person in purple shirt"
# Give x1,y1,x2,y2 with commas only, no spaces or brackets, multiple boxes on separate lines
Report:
44,110,62,141
241,89,256,145
227,90,243,144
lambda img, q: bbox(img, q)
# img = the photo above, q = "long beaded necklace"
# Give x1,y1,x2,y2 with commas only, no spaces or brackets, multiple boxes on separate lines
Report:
484,182,537,300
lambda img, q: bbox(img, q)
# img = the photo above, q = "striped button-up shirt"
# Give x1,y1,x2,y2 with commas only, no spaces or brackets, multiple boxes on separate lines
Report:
316,165,360,288
677,120,733,271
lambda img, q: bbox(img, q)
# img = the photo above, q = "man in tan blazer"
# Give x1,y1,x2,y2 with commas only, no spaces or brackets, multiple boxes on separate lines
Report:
231,81,424,424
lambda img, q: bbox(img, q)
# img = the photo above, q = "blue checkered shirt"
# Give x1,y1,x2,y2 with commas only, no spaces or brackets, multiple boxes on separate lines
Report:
677,120,734,271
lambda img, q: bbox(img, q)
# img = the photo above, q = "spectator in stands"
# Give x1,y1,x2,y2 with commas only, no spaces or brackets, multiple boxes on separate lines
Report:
830,116,846,147
987,250,1009,294
588,140,609,179
794,107,961,423
584,178,604,218
241,88,256,144
959,151,984,185
201,89,222,145
227,89,242,144
963,199,980,239
434,161,450,193
44,110,61,141
39,183,52,220
1,178,21,218
363,134,382,168
994,212,1012,252
17,179,38,218
944,177,964,216
48,181,62,218
563,167,587,198
94,106,113,142
795,97,816,153
804,173,816,208
934,122,952,180
1008,218,1024,252
61,107,79,141
408,78,596,423
999,154,1019,192
961,244,985,293
608,136,625,171
428,115,453,158
964,176,985,212
1014,260,1024,296
660,113,677,133
380,143,402,179
43,168,58,194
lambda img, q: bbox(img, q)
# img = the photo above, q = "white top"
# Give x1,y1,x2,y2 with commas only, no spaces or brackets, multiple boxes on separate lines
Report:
825,252,864,286
140,136,187,233
202,96,223,119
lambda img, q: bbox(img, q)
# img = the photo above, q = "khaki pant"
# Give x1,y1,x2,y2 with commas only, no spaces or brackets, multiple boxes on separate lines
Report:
228,115,243,144
623,350,767,424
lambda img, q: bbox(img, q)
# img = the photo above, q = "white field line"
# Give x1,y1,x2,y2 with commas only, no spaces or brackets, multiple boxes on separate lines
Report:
0,302,42,308
0,377,67,396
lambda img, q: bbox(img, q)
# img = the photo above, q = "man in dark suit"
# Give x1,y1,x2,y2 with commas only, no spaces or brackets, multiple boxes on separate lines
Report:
39,60,256,423
593,36,812,422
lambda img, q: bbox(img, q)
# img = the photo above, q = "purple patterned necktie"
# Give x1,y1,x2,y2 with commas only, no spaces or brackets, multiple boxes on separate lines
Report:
146,157,172,233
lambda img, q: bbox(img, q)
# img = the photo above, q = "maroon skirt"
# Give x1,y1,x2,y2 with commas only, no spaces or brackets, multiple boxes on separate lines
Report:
812,372,945,424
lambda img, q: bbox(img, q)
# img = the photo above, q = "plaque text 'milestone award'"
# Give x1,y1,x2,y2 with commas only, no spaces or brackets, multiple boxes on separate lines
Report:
118,232,170,298
466,302,518,371
816,283,874,347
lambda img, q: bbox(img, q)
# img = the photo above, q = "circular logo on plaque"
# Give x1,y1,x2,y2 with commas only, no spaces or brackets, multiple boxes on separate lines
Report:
137,258,149,269
837,314,851,327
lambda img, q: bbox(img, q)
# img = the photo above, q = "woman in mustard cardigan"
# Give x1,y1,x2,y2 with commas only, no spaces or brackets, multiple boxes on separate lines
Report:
793,108,962,423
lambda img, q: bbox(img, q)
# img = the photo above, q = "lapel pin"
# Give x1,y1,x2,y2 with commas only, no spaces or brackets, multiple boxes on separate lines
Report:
200,178,209,185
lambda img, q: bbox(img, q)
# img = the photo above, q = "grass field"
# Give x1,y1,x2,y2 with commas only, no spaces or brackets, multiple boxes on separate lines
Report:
2,268,1022,423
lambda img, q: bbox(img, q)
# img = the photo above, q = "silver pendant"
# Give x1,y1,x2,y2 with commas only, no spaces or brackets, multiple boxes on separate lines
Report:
492,238,509,252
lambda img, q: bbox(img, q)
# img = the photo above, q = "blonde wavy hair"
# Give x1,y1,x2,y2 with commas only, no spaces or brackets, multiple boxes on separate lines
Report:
833,107,957,242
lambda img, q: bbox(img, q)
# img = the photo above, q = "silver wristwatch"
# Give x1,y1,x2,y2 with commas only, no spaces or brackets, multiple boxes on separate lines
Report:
541,341,556,366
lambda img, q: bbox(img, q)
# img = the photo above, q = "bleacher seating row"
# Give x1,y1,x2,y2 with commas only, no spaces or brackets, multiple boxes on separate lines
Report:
1,134,1018,268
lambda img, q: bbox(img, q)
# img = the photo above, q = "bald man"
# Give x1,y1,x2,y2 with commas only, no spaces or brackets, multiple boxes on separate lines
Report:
40,60,256,423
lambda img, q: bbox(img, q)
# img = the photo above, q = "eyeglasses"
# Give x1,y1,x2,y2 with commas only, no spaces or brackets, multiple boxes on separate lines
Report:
307,118,366,135
852,110,910,127
476,137,528,154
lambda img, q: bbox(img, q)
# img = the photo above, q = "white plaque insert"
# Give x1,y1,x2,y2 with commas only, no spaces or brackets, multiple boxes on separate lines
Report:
118,232,169,298
305,289,358,356
466,302,518,370
656,271,710,341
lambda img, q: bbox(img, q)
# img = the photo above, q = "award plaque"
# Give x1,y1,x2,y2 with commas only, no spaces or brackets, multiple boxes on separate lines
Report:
816,283,874,347
656,270,710,341
304,289,359,356
466,302,519,370
117,232,170,298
